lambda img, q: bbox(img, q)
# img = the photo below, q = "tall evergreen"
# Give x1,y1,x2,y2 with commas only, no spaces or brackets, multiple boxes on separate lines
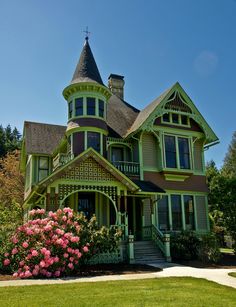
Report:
0,125,22,158
222,131,236,178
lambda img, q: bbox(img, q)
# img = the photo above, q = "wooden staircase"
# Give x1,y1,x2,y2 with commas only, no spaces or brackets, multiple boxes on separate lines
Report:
134,240,165,264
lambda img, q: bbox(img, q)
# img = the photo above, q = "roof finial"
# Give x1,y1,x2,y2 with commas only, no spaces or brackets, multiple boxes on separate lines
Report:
83,26,91,41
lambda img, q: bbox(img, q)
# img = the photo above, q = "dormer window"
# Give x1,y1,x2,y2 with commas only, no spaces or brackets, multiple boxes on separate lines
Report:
75,98,83,116
87,97,96,115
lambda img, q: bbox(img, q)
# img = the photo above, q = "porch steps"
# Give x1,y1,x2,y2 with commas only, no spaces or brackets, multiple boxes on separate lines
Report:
134,240,165,264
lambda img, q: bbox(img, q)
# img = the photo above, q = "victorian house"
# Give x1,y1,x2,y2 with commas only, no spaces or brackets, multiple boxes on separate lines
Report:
21,37,218,262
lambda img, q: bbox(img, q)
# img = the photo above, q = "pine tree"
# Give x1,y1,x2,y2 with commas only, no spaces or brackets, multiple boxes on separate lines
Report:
222,131,236,178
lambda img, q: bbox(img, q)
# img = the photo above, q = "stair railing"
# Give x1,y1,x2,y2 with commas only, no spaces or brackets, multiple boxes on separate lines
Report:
151,224,171,262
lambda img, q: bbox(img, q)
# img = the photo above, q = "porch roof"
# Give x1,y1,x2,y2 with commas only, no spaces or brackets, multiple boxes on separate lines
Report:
132,180,165,194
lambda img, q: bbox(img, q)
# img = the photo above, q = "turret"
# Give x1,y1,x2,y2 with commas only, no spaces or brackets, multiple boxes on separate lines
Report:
62,38,111,157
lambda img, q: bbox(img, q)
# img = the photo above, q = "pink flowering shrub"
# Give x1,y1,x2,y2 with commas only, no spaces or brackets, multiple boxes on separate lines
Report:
1,208,121,278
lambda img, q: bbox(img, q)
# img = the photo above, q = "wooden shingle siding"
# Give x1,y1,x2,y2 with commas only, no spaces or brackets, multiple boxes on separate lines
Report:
194,139,203,172
196,196,208,230
142,133,158,169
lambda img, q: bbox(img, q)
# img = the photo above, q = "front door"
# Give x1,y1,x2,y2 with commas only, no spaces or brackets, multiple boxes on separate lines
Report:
78,192,95,219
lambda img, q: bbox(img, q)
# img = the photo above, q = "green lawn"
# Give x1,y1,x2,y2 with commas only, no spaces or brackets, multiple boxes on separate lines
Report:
0,278,236,307
228,272,236,278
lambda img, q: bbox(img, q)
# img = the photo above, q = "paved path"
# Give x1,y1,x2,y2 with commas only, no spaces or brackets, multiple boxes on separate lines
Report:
0,262,236,289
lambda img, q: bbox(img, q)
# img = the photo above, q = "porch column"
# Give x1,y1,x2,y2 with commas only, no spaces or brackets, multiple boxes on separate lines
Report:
124,195,128,237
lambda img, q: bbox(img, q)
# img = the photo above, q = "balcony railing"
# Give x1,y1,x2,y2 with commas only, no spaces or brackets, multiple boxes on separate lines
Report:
111,161,140,176
53,153,74,171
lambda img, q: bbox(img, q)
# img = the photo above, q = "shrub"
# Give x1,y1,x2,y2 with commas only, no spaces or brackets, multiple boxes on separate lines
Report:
197,233,221,263
1,208,121,278
170,231,200,261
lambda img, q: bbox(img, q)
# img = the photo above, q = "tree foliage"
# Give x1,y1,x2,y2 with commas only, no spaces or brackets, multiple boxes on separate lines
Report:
0,151,24,241
0,124,21,158
206,132,236,252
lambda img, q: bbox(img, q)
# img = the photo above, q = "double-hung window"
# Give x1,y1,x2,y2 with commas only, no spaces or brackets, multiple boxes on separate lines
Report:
164,135,191,170
38,157,49,182
87,132,100,153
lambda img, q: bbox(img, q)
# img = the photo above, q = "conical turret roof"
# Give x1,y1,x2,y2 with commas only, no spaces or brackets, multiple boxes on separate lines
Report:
71,38,104,85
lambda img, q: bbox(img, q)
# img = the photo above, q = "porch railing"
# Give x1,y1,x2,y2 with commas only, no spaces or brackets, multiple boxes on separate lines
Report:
152,224,171,262
53,153,74,171
111,161,140,176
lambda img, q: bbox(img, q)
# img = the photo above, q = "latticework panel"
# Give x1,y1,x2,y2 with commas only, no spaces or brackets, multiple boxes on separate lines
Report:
59,184,117,202
61,157,116,182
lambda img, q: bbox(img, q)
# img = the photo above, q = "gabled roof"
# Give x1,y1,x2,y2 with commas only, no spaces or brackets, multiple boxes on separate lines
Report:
71,38,104,85
37,147,139,192
126,82,219,144
107,94,139,137
23,121,66,155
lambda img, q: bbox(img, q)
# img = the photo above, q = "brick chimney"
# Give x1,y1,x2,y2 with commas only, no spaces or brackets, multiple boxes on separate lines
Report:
108,74,125,100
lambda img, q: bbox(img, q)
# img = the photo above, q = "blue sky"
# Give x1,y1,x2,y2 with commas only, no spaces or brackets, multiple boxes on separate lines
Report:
0,0,235,167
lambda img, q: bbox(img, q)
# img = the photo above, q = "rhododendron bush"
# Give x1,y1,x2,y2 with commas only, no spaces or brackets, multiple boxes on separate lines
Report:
1,208,121,278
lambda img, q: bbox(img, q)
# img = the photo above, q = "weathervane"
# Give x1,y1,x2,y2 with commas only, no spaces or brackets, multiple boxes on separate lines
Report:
83,26,91,41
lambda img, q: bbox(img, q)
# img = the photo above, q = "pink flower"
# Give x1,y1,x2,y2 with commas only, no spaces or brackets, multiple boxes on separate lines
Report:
12,237,18,244
24,270,32,278
26,228,33,235
3,259,10,266
63,207,73,214
13,272,18,278
63,253,69,258
83,246,89,253
71,236,79,243
67,247,73,253
69,257,74,262
19,261,25,267
32,250,38,257
32,269,39,276
40,260,46,268
54,270,61,277
22,241,29,249
46,271,52,278
44,250,51,258
12,248,18,255
68,263,74,270
4,253,9,257
62,216,67,222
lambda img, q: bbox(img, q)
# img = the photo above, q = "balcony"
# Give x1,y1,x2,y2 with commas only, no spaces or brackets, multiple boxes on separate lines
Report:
111,161,140,176
53,153,74,171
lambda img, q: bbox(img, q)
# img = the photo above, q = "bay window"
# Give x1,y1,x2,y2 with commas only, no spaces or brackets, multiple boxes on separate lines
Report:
87,132,100,153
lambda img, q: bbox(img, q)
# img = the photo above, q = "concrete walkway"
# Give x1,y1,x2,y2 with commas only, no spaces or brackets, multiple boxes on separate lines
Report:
0,262,236,289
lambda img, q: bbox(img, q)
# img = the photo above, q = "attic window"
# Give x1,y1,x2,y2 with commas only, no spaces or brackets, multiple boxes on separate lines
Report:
163,113,170,122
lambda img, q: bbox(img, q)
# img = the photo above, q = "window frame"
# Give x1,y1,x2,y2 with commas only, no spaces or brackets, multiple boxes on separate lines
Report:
86,97,96,116
163,134,192,170
75,97,83,116
68,101,73,119
161,112,190,127
38,156,49,182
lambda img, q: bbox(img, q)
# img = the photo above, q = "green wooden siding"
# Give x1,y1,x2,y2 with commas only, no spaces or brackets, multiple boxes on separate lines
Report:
195,195,208,231
142,133,158,169
193,139,203,172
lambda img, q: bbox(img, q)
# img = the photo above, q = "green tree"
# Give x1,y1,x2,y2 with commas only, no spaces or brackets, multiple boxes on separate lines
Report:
0,124,22,158
222,131,236,178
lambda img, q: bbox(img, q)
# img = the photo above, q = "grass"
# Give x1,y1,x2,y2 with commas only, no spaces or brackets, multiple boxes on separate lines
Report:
228,272,236,278
0,277,236,307
220,248,234,254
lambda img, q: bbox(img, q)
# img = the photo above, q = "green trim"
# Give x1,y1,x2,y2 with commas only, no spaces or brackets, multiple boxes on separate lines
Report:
126,82,218,145
63,82,112,101
163,173,190,181
66,126,108,136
